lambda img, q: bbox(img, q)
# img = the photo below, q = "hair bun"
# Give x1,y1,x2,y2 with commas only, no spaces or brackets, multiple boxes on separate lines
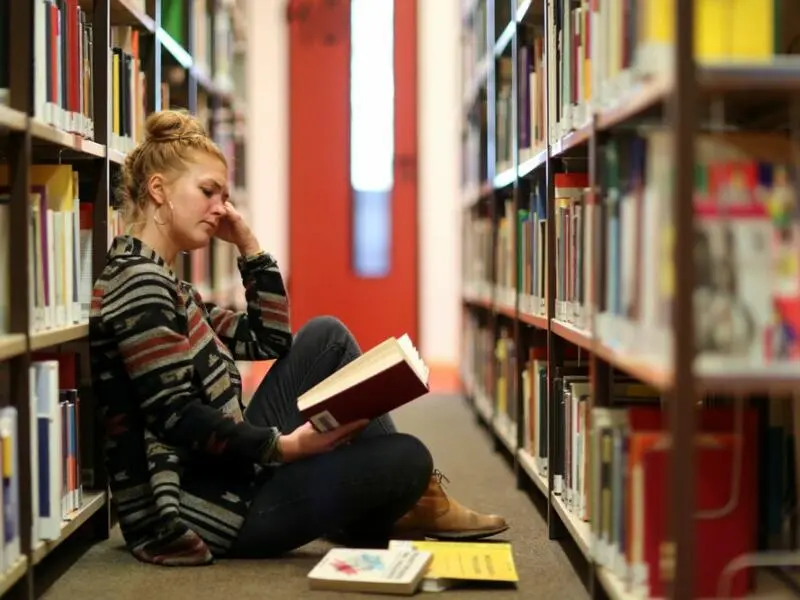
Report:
145,109,206,143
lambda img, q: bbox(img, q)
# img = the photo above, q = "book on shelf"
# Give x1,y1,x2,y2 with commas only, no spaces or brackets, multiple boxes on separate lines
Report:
28,352,84,544
0,192,8,335
297,334,430,432
34,0,96,139
307,546,432,595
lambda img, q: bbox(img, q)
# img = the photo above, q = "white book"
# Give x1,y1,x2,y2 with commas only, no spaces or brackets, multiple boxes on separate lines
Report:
307,547,432,596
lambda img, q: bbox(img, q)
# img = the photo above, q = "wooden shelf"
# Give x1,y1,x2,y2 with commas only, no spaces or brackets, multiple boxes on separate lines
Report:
493,166,517,189
29,120,105,158
596,76,671,131
108,148,126,165
0,105,28,132
31,491,107,566
551,494,590,558
550,123,592,158
0,334,26,362
517,448,547,497
112,0,155,32
459,2,800,598
0,557,27,596
517,147,546,178
29,324,89,351
550,320,592,353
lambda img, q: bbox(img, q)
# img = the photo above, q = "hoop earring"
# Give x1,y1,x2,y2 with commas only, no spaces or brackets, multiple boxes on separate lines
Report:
153,201,174,226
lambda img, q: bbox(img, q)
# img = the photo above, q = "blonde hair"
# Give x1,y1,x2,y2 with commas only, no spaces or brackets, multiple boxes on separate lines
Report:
118,109,228,227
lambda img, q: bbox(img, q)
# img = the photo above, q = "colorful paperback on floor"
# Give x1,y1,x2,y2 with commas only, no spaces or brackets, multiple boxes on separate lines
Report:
307,546,433,595
389,539,519,592
298,333,430,431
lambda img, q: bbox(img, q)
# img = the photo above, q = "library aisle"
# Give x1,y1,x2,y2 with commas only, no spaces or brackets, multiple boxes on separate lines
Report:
38,394,585,599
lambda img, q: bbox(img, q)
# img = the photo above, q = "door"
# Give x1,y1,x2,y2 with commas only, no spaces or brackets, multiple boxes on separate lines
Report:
287,0,419,352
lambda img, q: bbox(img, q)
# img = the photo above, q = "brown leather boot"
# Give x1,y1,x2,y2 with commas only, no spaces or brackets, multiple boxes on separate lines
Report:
393,470,508,541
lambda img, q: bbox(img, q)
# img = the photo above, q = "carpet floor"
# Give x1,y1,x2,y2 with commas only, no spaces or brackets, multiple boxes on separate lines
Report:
39,394,587,600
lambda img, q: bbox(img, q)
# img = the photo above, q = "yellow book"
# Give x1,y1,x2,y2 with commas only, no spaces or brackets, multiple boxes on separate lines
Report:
112,51,120,136
729,0,776,60
695,0,728,61
641,0,674,50
389,540,518,591
641,0,778,66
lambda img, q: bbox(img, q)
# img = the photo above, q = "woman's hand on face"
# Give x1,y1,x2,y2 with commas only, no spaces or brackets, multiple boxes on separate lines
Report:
215,201,260,256
277,419,370,463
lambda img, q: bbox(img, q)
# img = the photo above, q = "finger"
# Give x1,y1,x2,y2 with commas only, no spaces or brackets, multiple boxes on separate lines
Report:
224,200,241,219
340,419,369,435
325,419,368,443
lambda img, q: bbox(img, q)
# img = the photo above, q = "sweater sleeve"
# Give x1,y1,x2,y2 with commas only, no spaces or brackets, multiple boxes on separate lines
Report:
103,262,281,463
203,251,293,361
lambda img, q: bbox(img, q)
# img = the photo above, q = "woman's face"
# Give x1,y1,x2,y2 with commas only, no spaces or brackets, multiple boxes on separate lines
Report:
157,151,229,251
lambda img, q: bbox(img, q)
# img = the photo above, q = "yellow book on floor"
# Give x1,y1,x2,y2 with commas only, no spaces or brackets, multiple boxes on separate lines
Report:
389,540,519,592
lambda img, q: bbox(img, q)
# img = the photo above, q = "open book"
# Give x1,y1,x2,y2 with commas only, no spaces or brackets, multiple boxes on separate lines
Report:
297,334,430,432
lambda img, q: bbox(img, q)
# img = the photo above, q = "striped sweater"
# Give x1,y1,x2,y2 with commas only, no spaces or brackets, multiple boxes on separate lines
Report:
89,235,293,566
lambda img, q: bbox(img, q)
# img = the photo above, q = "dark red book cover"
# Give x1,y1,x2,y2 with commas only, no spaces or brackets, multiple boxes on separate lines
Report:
299,361,430,431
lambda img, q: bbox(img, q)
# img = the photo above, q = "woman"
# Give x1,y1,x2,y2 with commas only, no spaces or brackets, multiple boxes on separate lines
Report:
89,110,508,566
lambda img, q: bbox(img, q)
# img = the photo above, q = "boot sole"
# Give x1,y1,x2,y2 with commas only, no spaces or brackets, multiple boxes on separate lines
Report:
421,524,510,541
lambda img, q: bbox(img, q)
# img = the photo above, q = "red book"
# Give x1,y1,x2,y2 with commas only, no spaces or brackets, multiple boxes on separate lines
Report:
298,334,430,431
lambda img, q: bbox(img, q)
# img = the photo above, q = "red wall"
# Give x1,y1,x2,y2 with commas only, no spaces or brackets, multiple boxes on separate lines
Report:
287,0,419,352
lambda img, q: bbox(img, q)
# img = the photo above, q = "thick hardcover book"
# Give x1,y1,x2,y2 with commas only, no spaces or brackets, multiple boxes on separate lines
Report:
297,334,430,431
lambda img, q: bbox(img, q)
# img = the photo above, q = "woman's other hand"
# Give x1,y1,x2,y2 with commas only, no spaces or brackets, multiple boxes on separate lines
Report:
277,419,370,462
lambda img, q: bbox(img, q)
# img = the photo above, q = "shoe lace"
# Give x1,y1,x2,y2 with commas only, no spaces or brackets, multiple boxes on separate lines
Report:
432,468,450,487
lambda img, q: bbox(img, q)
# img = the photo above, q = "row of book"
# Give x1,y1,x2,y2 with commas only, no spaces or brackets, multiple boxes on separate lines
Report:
464,126,800,371
518,181,547,318
189,0,238,93
518,32,545,162
35,0,96,140
0,403,20,577
163,0,239,93
470,0,800,189
459,312,493,418
0,163,132,336
31,0,243,147
461,214,493,304
593,130,800,373
461,113,488,197
0,107,248,334
29,354,85,543
461,315,797,597
547,372,792,598
109,25,149,154
546,0,799,146
0,352,87,576
495,58,513,173
461,0,488,105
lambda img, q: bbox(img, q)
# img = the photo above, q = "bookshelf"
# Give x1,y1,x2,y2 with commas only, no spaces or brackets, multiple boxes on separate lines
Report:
460,0,800,599
0,0,248,597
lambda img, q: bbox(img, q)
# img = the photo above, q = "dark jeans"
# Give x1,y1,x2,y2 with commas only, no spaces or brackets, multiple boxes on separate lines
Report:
230,316,434,558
